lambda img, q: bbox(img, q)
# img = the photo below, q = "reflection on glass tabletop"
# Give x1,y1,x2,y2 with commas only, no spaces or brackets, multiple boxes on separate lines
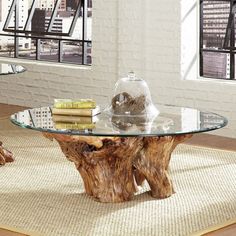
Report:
10,105,228,137
0,63,26,75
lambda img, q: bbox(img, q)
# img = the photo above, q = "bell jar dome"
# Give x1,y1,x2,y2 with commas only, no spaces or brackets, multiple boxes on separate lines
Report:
106,71,159,118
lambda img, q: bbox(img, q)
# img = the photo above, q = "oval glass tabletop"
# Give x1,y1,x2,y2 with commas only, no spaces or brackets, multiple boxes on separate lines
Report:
0,63,26,75
10,105,228,137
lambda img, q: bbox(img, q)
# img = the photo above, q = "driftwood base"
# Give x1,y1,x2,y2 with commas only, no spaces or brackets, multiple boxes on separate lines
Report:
133,135,192,199
0,141,14,166
44,133,192,203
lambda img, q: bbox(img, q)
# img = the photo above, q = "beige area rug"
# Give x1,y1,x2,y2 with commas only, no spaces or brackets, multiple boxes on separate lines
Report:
0,118,236,236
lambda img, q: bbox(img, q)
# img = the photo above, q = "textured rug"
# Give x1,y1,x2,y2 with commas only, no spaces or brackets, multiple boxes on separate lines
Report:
0,119,236,236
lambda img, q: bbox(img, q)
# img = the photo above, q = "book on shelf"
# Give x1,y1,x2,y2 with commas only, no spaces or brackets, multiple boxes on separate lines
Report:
52,114,99,124
52,106,101,117
54,122,96,130
54,99,96,109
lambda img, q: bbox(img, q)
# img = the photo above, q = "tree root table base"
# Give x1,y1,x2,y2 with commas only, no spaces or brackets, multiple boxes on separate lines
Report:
0,141,14,166
44,133,192,203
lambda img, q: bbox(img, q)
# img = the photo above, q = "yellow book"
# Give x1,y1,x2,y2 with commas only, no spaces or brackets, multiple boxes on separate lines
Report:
54,122,96,130
54,99,96,109
52,106,100,117
52,114,98,124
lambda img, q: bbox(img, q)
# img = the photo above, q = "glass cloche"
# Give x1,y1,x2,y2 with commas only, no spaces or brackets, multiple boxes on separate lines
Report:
104,72,159,133
106,71,159,117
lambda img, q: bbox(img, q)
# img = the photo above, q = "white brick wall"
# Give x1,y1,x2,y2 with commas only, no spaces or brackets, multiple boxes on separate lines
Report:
0,0,236,138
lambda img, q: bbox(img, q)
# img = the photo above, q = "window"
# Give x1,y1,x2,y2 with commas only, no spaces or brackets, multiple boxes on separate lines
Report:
200,0,236,80
0,0,92,65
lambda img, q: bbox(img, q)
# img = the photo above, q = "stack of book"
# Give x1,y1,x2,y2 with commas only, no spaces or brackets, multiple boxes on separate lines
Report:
52,99,100,130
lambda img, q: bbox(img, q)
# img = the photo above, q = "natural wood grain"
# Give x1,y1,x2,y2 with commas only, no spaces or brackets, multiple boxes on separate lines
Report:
0,103,26,166
0,142,14,165
45,134,143,202
44,133,192,202
133,135,192,199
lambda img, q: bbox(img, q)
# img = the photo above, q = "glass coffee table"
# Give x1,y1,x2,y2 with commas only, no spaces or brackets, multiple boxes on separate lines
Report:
11,105,227,203
0,63,26,166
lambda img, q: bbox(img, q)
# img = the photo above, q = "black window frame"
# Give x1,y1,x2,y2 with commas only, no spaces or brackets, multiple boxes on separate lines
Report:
200,0,236,80
0,0,92,65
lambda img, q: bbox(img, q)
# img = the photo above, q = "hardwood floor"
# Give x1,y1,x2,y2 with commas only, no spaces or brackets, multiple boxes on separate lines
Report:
0,103,27,117
0,228,28,236
204,224,236,236
186,133,236,152
0,103,235,236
